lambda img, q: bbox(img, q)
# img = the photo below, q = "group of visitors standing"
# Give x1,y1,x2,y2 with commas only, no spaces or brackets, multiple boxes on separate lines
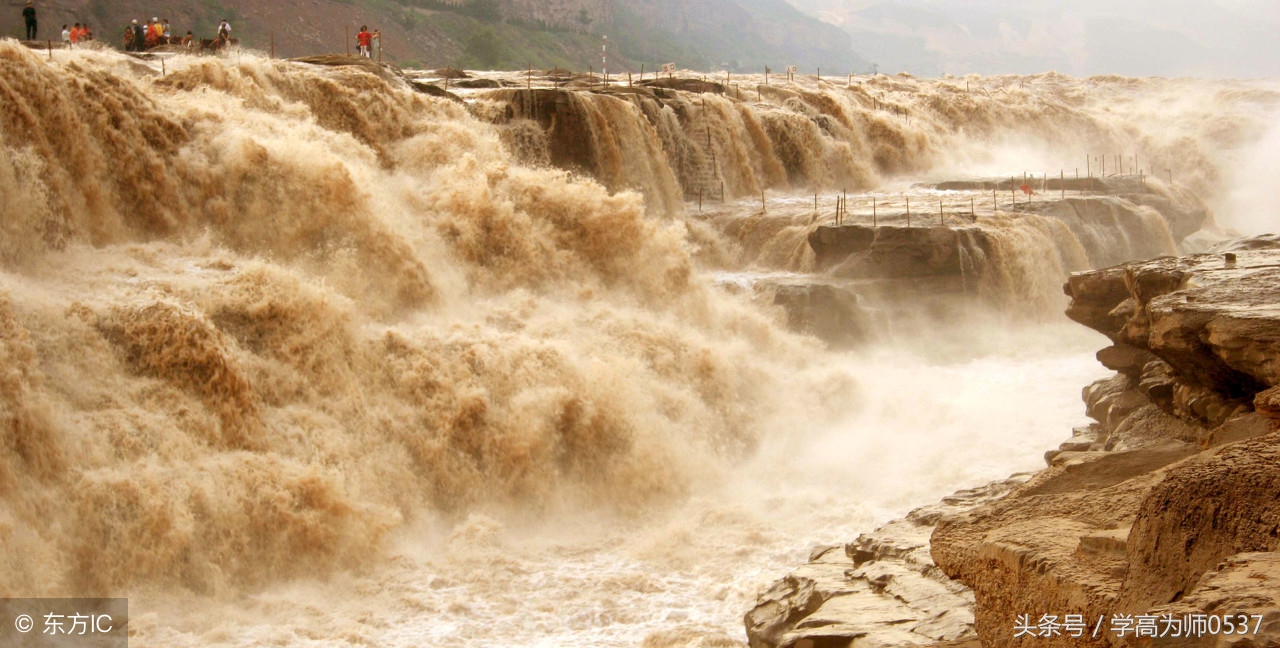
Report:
61,22,93,44
122,17,228,52
18,2,231,53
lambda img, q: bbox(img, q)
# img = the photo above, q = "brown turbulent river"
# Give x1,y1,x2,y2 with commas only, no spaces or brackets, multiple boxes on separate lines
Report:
0,40,1277,646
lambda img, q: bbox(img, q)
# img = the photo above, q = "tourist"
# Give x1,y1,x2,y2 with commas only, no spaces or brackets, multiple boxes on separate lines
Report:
132,19,145,51
218,19,231,40
182,31,193,48
162,19,172,43
22,1,36,41
60,24,69,44
82,24,92,41
145,18,160,48
122,23,134,50
357,25,372,58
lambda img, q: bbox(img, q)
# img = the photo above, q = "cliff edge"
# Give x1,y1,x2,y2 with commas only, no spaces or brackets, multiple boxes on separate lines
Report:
932,244,1280,647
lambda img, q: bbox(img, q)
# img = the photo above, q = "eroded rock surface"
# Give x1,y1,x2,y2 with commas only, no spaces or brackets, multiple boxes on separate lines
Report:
744,477,1029,648
931,249,1280,648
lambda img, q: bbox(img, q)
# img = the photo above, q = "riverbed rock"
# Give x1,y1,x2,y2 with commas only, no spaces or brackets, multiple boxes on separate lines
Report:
931,249,1280,648
744,477,1029,648
808,225,997,281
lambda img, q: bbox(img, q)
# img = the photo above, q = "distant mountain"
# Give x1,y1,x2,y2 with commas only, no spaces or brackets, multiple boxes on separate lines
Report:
2,0,865,73
782,0,1280,78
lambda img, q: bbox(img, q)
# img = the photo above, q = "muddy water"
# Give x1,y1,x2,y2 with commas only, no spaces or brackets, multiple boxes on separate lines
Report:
0,41,1271,647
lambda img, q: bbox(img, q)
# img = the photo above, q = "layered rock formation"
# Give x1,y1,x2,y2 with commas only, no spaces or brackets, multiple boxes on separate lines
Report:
744,477,1030,648
744,244,1280,648
932,246,1280,647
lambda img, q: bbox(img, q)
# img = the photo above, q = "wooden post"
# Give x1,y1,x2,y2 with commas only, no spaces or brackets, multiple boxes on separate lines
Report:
939,200,944,227
970,197,975,220
161,57,165,76
761,189,766,213
906,196,911,227
628,72,632,87
346,25,350,56
765,66,769,85
445,76,449,92
47,40,51,61
814,192,818,212
872,196,877,227
699,188,703,212
640,64,644,81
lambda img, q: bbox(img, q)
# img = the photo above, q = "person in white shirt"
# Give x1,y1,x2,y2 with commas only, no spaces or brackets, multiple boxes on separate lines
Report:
61,24,70,43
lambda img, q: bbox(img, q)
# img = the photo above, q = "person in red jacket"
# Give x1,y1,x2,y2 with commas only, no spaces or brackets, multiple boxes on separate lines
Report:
356,25,372,58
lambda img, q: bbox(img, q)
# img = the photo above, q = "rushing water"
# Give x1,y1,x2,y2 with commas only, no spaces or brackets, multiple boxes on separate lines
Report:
126,324,1108,648
0,41,1275,647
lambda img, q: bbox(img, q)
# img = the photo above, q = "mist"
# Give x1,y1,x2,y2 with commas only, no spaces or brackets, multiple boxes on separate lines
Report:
785,0,1280,78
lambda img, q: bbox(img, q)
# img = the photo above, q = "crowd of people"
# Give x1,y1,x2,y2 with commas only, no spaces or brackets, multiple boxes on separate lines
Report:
121,17,230,52
18,2,233,53
20,2,379,59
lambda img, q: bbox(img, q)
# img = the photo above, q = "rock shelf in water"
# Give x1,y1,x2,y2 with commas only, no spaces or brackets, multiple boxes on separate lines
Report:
747,242,1280,648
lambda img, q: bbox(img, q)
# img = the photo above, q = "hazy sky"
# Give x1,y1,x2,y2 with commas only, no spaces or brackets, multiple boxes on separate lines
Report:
787,0,1280,77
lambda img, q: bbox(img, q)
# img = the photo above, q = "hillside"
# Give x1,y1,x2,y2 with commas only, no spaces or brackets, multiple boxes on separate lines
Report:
2,0,865,72
783,0,1280,78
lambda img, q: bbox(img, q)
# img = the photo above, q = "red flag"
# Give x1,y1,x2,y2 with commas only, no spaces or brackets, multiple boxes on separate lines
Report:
1019,184,1033,195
